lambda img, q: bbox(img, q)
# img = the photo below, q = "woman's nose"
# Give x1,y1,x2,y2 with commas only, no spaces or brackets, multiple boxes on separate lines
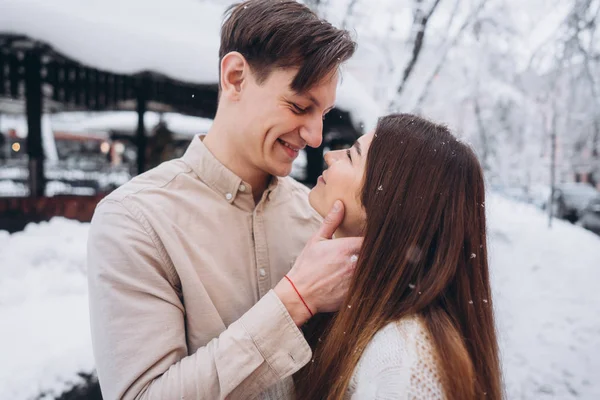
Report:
324,150,341,167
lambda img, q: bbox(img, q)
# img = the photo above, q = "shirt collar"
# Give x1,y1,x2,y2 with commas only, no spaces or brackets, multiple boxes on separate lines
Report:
182,135,280,206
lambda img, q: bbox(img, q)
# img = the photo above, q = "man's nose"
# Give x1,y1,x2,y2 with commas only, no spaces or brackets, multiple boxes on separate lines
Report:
300,115,324,149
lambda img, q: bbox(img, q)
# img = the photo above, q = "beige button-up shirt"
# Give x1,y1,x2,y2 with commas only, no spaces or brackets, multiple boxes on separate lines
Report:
87,136,320,400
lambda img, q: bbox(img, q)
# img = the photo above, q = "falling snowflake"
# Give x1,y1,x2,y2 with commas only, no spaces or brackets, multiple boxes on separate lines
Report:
470,253,476,259
409,283,416,289
468,300,474,304
406,245,422,263
377,185,383,191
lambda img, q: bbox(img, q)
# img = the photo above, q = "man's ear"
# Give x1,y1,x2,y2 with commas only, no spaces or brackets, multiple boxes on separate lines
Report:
220,52,248,101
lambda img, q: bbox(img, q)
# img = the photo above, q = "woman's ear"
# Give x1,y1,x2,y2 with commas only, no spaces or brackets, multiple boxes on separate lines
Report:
220,52,247,101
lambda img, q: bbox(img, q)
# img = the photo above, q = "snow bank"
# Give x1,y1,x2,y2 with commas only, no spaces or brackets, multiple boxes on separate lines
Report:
0,0,381,131
1,193,599,398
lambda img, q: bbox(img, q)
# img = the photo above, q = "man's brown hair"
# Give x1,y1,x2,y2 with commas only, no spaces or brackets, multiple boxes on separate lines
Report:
220,0,356,93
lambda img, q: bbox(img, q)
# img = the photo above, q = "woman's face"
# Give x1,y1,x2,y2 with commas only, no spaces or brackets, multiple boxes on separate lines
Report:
309,132,374,237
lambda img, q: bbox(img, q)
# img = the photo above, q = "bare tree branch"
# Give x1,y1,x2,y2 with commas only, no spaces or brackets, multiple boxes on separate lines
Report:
389,0,443,109
342,0,360,29
303,0,322,12
412,0,489,111
562,0,600,159
474,94,491,172
444,0,461,36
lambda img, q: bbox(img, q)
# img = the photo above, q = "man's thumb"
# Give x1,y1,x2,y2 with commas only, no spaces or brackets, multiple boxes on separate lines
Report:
317,200,344,240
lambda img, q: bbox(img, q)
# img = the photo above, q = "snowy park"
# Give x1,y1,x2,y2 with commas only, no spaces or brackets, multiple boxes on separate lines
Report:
1,194,599,399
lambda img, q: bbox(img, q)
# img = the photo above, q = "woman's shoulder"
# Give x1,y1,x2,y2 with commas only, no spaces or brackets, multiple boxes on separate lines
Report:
364,315,431,363
351,316,423,377
348,315,445,399
393,314,433,346
358,315,427,348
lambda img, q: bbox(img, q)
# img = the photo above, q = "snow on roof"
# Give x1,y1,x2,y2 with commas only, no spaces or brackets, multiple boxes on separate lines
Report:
1,111,213,140
1,0,382,131
52,111,214,138
1,0,223,84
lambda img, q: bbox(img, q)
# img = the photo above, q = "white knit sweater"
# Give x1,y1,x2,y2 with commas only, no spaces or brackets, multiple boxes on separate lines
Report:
260,315,445,400
345,315,445,399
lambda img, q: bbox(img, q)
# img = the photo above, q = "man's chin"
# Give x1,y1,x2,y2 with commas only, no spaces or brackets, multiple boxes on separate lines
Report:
267,162,293,178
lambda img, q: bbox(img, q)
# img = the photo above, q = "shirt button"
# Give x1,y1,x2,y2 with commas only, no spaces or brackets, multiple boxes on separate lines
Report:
259,268,266,277
239,184,246,192
225,193,233,200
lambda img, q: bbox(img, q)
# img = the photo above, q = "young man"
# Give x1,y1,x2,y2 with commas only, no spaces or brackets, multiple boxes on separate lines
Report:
87,1,360,399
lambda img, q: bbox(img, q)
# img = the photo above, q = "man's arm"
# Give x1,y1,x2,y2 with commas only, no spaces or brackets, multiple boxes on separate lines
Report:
87,200,311,400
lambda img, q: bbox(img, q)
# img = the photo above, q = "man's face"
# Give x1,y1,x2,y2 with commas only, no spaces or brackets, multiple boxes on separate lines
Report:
234,68,338,177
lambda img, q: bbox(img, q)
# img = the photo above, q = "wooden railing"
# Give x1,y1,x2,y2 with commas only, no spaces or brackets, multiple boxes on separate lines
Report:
0,194,106,233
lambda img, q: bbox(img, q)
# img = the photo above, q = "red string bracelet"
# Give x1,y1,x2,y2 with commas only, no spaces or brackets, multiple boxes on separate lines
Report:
284,275,314,317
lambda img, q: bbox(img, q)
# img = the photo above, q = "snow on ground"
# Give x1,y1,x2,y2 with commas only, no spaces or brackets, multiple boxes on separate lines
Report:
0,193,599,399
488,195,600,399
0,219,92,400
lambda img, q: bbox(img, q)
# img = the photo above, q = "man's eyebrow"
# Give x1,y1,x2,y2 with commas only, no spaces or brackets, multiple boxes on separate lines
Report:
307,94,321,108
294,91,323,109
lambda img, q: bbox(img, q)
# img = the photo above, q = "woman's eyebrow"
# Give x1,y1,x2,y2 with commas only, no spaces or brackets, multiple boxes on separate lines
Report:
354,140,362,156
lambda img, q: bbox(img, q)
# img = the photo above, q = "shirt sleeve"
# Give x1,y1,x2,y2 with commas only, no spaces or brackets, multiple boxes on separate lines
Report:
87,199,312,400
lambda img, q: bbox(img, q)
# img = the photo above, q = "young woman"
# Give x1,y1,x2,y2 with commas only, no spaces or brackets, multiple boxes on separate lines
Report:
295,114,502,399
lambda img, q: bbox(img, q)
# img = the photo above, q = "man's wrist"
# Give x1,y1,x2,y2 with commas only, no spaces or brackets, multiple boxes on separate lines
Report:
274,279,313,327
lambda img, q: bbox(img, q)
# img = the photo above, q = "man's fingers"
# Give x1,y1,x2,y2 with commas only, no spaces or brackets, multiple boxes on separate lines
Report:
316,200,345,240
336,236,363,255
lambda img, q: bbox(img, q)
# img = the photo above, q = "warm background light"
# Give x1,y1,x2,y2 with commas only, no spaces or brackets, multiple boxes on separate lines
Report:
100,142,110,154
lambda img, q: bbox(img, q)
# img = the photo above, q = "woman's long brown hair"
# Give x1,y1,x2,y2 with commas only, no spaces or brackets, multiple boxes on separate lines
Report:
295,114,502,400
